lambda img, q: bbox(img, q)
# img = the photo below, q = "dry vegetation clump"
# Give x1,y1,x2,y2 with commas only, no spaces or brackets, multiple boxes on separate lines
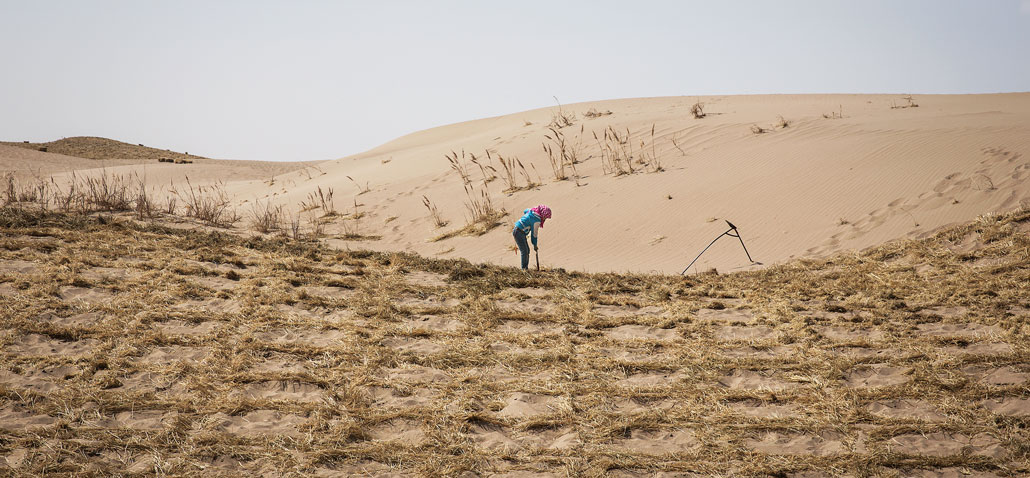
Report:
549,96,576,129
823,105,844,119
690,100,706,119
750,124,769,134
170,176,240,227
542,126,583,182
776,115,792,129
583,108,613,118
490,150,536,193
891,95,920,109
0,205,1028,476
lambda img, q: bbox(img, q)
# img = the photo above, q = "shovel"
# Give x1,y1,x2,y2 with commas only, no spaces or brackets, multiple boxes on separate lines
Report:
534,247,540,271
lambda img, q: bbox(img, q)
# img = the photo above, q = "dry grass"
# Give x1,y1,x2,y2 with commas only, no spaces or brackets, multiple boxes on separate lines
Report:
170,177,240,228
549,96,576,129
0,206,1028,477
422,195,448,228
751,124,769,135
891,95,920,109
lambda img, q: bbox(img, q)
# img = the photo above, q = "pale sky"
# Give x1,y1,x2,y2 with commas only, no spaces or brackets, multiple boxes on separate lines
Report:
2,0,1028,161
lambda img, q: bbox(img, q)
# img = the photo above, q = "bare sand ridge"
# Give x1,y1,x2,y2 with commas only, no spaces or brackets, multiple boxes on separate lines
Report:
0,207,1027,476
248,94,1027,273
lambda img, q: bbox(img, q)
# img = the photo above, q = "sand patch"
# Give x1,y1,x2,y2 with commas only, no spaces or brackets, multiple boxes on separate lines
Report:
469,422,520,451
887,432,1003,458
173,297,242,314
719,369,792,391
716,325,775,341
940,342,1012,356
386,365,451,384
961,365,1029,386
916,322,1002,338
898,469,1002,478
195,276,239,291
299,285,356,300
617,370,686,388
598,346,671,363
720,345,797,359
143,345,212,365
254,328,348,347
612,398,677,414
154,320,220,337
90,410,177,430
497,319,557,335
916,306,968,318
516,427,580,450
381,336,445,355
403,315,463,332
747,431,851,456
829,346,895,360
112,371,188,397
696,307,756,323
39,311,100,327
866,399,946,421
396,295,460,308
616,429,697,454
511,287,549,298
370,387,436,409
81,267,138,282
592,304,664,317
0,260,39,274
369,418,426,445
0,368,58,395
233,380,324,402
817,326,883,342
8,334,97,357
728,400,799,418
250,356,309,374
846,364,911,388
59,286,116,303
982,397,1030,416
0,406,57,430
605,324,678,341
403,271,448,287
497,393,562,418
208,410,306,437
497,298,555,314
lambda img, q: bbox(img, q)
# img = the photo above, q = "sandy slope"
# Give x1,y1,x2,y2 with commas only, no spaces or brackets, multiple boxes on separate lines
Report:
5,93,1029,274
235,93,1030,274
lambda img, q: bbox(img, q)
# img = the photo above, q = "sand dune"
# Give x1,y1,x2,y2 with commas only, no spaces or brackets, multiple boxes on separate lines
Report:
4,94,1029,274
232,93,1030,274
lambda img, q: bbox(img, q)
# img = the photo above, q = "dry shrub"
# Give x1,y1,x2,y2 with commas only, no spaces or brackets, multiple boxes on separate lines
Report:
491,151,534,193
594,126,635,175
750,124,768,134
445,150,473,185
250,199,284,233
583,108,612,118
422,195,447,228
301,186,336,216
549,96,576,128
690,100,706,119
543,126,583,182
171,176,240,227
776,115,791,128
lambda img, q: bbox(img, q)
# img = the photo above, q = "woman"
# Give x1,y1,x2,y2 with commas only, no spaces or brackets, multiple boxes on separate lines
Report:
512,205,551,270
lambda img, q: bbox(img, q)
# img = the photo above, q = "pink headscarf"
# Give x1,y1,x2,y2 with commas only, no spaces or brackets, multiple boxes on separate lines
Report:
531,205,551,227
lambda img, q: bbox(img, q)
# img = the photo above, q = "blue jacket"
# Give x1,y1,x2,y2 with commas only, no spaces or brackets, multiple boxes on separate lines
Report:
514,209,542,247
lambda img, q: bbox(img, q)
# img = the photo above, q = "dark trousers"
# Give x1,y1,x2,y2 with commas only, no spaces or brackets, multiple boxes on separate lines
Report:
512,227,530,270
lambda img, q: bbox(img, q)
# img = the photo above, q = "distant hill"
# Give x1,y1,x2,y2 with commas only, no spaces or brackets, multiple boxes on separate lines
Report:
0,136,207,161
